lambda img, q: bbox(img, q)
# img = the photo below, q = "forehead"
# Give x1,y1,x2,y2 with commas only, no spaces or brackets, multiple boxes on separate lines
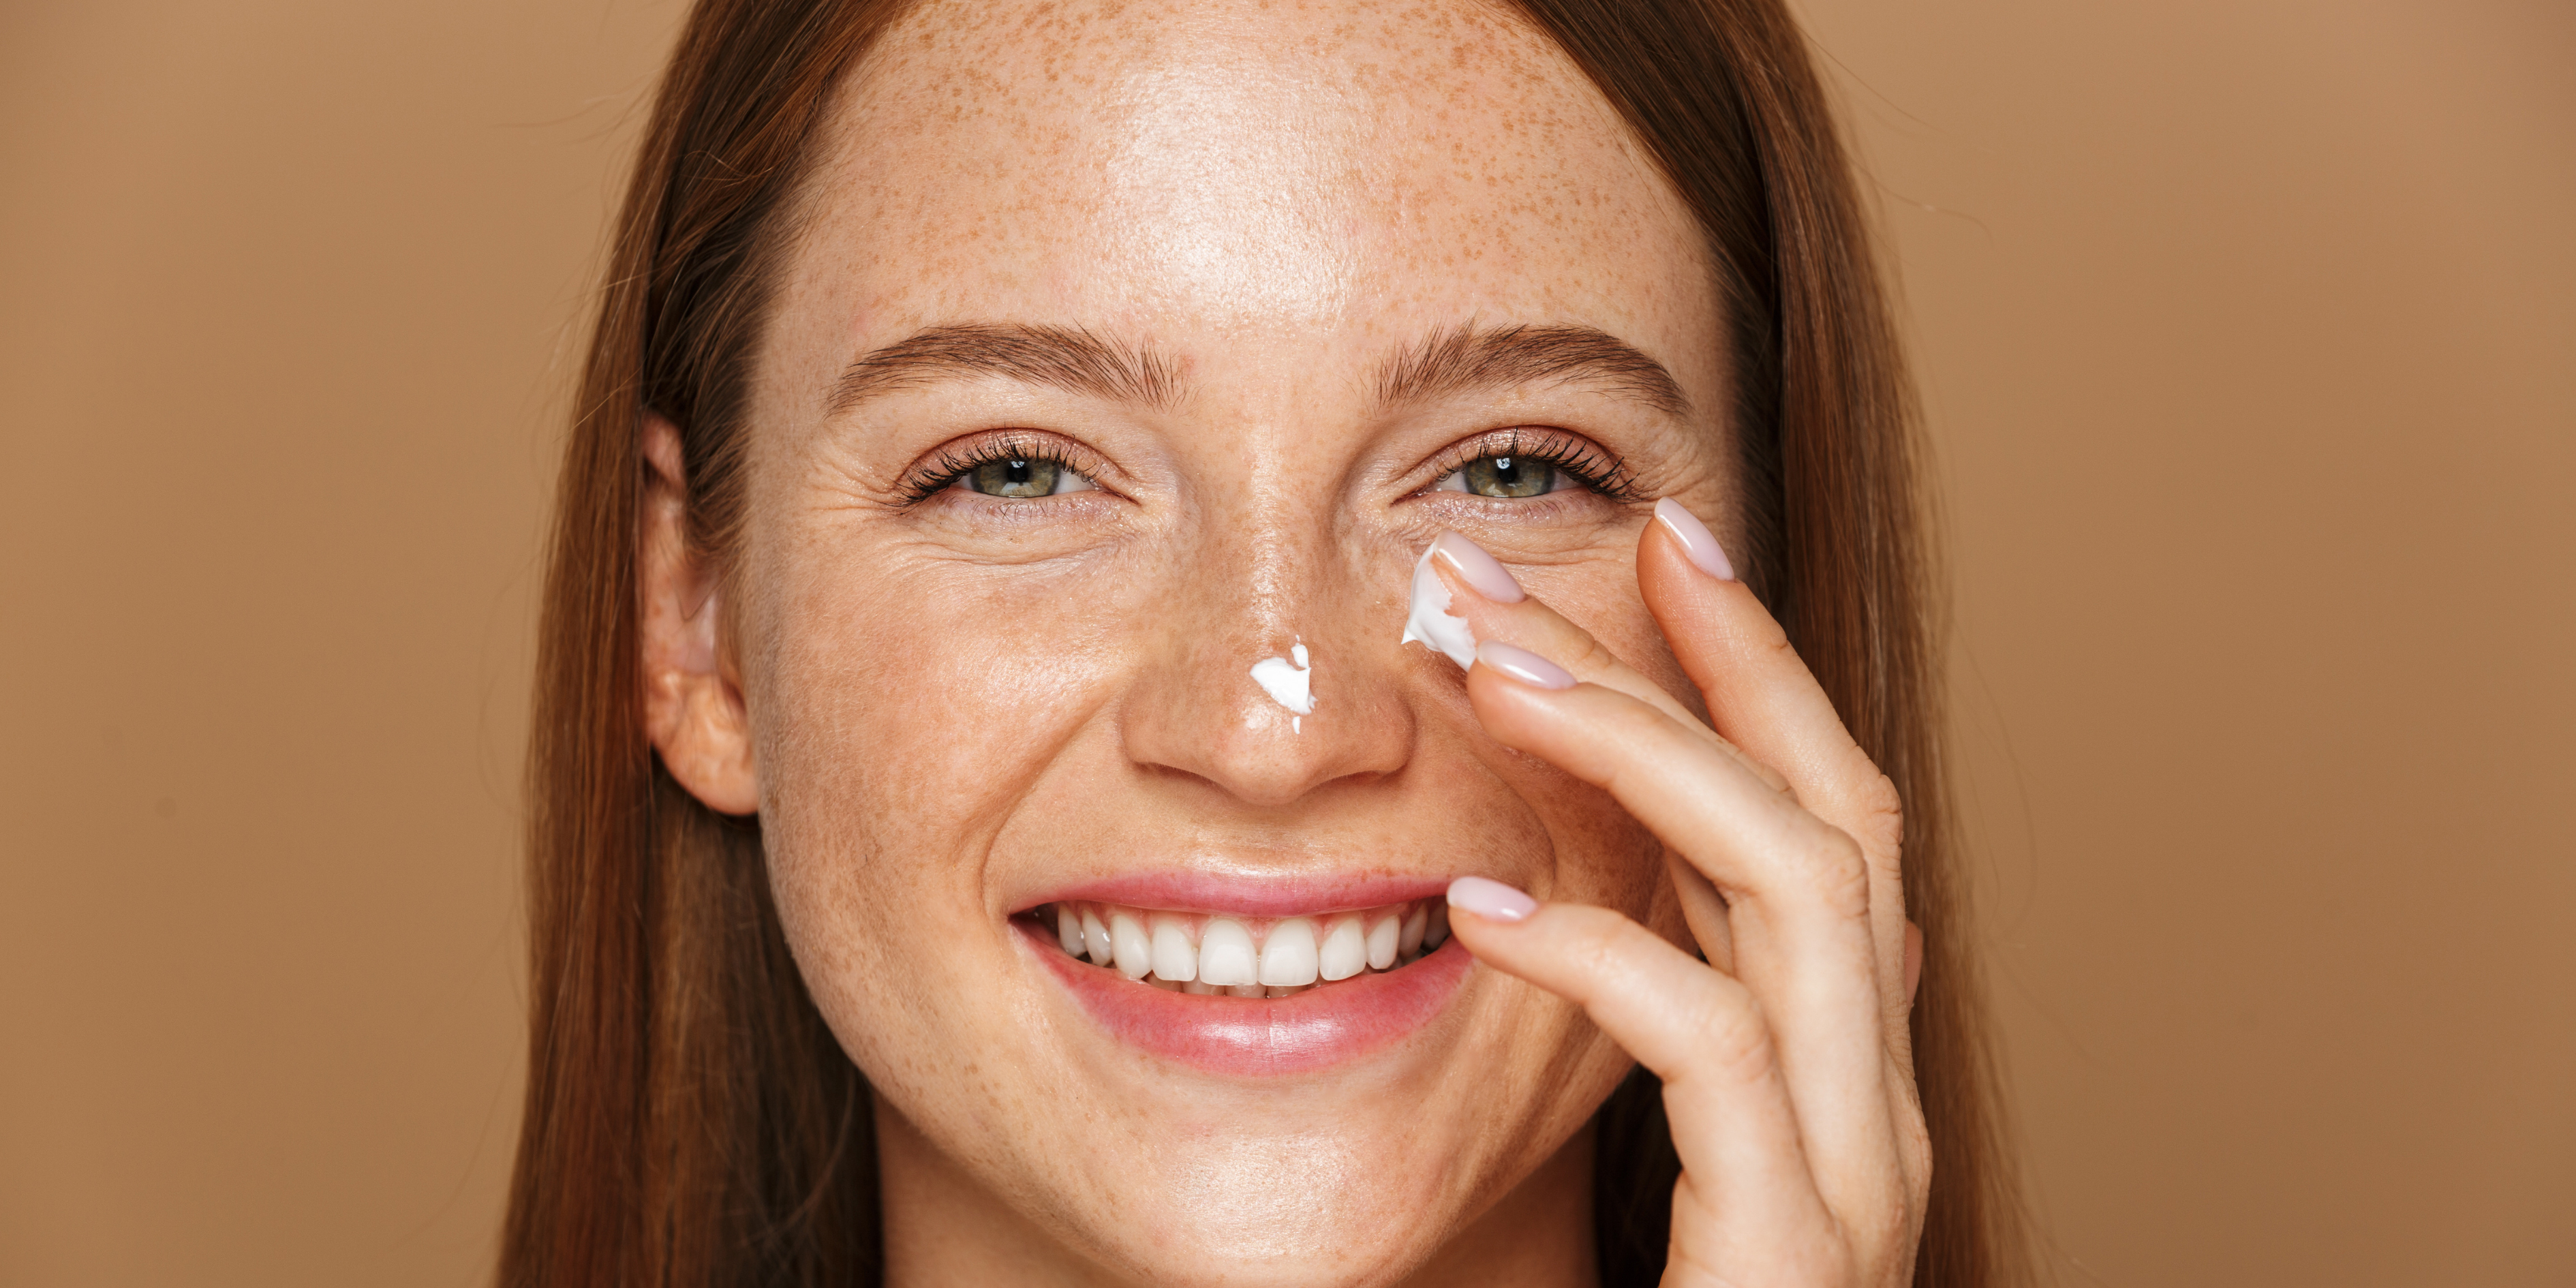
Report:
779,0,1714,386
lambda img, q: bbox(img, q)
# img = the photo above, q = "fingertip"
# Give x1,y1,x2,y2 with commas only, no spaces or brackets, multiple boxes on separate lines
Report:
1447,875,1538,923
1473,640,1576,690
1651,497,1735,581
1429,530,1527,603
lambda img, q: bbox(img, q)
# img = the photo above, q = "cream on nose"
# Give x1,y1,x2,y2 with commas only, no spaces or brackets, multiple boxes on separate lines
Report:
1248,639,1315,726
1111,522,1415,806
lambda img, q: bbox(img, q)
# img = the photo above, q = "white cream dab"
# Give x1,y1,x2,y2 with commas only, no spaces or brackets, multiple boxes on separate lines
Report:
1398,545,1476,668
1250,637,1315,732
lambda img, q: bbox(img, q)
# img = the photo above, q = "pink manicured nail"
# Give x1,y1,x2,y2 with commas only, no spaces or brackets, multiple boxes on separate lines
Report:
1428,531,1526,603
1653,497,1735,581
1474,640,1575,690
1447,876,1538,922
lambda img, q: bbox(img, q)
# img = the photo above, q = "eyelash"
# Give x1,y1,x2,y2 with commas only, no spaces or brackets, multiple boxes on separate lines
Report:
895,432,1107,504
896,427,1637,504
1424,428,1640,502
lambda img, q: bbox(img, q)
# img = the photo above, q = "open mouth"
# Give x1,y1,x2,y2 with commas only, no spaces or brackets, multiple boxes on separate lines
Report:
1028,898,1453,996
1017,887,1473,1075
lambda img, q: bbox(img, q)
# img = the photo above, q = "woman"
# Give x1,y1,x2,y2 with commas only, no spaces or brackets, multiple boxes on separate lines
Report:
502,0,2023,1283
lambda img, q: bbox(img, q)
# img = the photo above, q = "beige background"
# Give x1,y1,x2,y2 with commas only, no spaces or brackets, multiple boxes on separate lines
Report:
2,1,2567,1283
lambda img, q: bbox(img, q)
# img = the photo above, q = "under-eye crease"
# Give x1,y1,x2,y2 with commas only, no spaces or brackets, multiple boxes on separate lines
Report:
1422,427,1640,503
897,431,1109,504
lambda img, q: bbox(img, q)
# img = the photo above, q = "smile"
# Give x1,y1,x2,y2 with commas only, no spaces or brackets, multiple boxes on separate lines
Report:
1017,885,1474,1076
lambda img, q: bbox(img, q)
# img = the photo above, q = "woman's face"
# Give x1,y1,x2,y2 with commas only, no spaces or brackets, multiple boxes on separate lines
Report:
691,0,1734,1279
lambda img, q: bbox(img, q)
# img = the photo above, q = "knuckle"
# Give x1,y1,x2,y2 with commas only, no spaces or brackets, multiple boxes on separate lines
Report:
1852,1183,1912,1251
1556,906,1648,982
1901,1117,1934,1203
1689,979,1775,1082
1799,829,1874,922
1563,628,1627,680
1749,617,1798,666
1850,761,1906,854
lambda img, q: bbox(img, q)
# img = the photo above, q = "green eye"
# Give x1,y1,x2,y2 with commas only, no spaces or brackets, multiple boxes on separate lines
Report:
957,457,1090,497
1443,455,1559,498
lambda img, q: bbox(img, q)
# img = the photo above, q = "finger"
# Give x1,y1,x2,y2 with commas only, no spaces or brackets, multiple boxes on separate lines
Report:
1441,880,1832,1243
1904,920,1922,1009
1461,647,1900,1214
1639,500,1912,1033
1668,849,1734,975
1418,532,1791,799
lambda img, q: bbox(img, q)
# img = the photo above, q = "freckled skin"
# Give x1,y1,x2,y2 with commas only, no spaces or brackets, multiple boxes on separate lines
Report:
725,1,1738,1284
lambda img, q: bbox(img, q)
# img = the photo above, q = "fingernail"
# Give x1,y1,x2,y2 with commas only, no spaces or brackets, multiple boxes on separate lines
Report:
1653,497,1735,581
1447,876,1538,922
1428,531,1526,603
1473,640,1576,690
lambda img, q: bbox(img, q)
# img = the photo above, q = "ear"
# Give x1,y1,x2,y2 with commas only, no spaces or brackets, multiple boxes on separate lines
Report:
640,415,760,816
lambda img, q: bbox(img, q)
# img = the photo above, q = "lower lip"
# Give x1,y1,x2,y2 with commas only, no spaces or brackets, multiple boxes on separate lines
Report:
1022,920,1473,1076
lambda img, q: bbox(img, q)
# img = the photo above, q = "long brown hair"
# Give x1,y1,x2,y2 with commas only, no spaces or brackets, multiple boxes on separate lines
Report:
500,1,2027,1283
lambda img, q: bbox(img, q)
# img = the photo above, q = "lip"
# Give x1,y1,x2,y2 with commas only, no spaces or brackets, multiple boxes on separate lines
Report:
1022,919,1472,1075
1017,872,1452,918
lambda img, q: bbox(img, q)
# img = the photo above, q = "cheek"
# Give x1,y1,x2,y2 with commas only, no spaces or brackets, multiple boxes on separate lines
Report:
756,538,1148,814
1502,567,1693,925
742,542,1156,1007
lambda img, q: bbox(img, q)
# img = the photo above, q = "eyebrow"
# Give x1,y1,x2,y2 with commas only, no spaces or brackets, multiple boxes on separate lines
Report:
829,320,1687,418
830,323,1184,415
1371,323,1689,417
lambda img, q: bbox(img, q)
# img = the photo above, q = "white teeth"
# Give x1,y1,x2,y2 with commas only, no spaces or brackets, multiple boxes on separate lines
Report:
1082,908,1114,966
1366,913,1400,970
1258,917,1320,987
1198,918,1259,987
1109,910,1152,979
1150,914,1197,983
1319,915,1367,981
1047,899,1442,992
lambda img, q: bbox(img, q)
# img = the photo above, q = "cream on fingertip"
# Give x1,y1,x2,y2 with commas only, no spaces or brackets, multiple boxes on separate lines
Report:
1400,533,1528,670
1399,544,1477,668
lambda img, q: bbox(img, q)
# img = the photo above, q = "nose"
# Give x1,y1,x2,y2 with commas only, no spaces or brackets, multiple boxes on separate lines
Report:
1116,519,1417,810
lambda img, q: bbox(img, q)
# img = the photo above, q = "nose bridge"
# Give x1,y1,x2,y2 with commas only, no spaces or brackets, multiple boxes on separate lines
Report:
1118,488,1414,808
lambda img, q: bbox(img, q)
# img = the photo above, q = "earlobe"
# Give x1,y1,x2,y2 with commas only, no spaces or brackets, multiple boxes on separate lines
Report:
639,415,761,816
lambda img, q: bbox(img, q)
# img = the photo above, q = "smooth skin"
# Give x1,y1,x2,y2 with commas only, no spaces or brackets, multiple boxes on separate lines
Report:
636,0,1926,1283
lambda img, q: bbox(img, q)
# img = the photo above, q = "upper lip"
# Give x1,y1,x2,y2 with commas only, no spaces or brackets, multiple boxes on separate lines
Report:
1013,870,1450,918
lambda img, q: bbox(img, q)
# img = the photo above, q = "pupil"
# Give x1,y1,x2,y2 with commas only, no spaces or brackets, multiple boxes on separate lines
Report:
1465,455,1554,498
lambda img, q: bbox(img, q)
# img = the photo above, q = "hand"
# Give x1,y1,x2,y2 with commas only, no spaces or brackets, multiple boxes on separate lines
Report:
1432,501,1930,1287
